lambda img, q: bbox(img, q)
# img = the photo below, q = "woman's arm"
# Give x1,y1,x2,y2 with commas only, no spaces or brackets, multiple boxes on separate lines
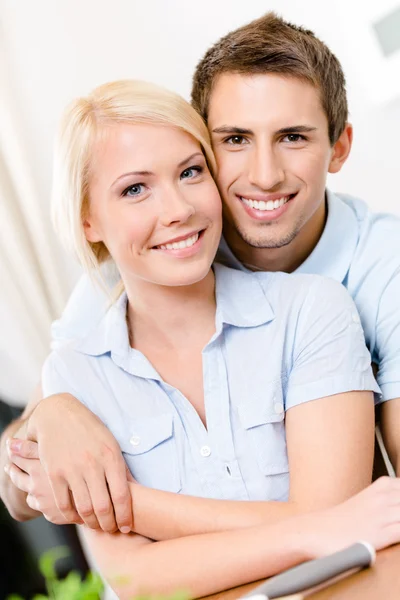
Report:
82,477,400,600
7,386,374,542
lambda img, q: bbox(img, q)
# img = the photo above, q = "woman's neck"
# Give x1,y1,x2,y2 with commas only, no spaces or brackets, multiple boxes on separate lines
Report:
124,269,216,351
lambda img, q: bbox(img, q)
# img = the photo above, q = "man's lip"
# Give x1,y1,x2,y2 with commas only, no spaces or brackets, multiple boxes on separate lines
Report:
152,229,203,248
237,192,296,202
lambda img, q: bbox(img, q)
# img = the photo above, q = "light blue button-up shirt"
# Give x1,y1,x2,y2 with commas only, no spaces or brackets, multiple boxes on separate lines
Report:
44,265,378,501
52,190,400,402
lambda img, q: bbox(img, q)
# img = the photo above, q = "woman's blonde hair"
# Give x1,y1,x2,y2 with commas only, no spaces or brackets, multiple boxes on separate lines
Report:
51,79,217,275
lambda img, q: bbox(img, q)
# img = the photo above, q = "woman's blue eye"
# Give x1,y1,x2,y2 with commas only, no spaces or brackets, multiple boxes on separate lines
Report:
180,166,202,179
123,183,144,197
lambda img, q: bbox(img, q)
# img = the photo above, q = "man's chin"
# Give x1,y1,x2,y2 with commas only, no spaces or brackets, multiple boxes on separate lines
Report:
236,227,299,250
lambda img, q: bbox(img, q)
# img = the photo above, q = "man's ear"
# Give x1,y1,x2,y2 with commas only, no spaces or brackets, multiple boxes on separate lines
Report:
83,217,103,243
328,123,353,174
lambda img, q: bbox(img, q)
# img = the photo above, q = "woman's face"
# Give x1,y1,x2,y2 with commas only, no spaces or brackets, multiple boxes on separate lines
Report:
85,123,222,288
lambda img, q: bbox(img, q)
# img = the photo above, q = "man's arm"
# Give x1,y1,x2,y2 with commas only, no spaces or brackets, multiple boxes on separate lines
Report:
8,389,374,540
380,398,400,474
373,270,400,475
0,383,42,520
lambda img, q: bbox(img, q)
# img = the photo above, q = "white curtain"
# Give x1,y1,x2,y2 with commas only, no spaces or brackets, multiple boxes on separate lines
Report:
0,34,74,407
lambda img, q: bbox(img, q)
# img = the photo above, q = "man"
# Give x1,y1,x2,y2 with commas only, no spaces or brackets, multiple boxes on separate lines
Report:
1,11,400,532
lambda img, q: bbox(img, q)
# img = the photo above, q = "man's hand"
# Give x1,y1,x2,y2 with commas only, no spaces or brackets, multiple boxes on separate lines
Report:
5,440,82,525
301,476,400,557
24,393,133,533
0,419,41,521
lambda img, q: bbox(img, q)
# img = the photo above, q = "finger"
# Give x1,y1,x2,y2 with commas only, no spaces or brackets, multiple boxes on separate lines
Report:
26,493,40,511
49,475,82,523
8,438,39,459
68,476,101,530
105,461,133,533
9,455,39,474
86,469,118,533
26,493,84,525
7,464,32,493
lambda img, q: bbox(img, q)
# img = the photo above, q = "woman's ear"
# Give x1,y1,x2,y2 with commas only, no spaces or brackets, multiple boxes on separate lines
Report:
83,217,103,243
328,123,353,174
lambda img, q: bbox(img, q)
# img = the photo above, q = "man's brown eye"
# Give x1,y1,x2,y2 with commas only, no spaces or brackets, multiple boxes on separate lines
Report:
229,136,244,144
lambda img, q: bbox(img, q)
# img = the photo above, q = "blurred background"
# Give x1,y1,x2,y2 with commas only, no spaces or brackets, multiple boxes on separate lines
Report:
0,0,399,596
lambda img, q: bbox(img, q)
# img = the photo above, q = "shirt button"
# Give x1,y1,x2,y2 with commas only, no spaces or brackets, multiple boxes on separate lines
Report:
130,435,141,446
274,402,284,415
352,313,360,324
200,445,211,457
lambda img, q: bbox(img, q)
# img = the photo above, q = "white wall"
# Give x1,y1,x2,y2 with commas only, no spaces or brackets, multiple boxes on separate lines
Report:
1,0,399,403
2,0,399,223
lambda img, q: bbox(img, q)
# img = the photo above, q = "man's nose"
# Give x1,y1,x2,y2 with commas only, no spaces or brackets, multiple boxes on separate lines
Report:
247,145,285,191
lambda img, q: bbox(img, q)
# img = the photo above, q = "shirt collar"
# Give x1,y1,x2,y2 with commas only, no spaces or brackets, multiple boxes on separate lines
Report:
213,263,275,330
76,264,275,360
295,189,359,282
75,292,161,379
217,190,359,284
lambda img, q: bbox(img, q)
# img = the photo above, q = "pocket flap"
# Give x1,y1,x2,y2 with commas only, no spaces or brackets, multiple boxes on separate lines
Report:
238,380,284,429
116,413,174,455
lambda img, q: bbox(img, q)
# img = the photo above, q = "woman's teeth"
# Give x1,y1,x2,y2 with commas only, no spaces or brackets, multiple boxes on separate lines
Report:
159,232,199,251
241,196,290,211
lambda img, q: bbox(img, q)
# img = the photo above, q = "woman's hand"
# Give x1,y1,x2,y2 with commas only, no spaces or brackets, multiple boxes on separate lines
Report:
5,440,82,525
12,393,133,533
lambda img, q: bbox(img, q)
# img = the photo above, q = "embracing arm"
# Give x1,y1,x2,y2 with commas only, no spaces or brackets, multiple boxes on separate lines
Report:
374,270,400,474
381,399,400,474
0,383,43,520
8,388,374,539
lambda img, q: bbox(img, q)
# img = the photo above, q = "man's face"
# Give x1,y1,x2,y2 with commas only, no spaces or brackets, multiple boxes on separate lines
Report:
208,73,345,250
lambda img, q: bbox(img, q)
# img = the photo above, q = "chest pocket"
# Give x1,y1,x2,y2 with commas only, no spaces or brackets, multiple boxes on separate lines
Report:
114,413,181,493
238,379,289,499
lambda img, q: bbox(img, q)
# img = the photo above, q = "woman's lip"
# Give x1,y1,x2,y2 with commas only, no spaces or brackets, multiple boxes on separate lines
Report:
151,229,205,256
152,229,202,248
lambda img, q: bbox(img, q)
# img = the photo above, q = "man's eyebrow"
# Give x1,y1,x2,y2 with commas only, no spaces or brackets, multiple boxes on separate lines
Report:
276,125,317,135
212,126,253,135
212,125,318,136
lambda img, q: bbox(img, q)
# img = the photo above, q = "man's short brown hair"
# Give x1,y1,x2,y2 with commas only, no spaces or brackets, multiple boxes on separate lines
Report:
191,12,348,144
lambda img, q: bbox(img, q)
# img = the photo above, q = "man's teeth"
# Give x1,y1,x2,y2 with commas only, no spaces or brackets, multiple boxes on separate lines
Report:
159,233,199,251
241,196,290,211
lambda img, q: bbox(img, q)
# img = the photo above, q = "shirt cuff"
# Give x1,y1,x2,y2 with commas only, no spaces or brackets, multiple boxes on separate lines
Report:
377,379,400,402
285,373,382,411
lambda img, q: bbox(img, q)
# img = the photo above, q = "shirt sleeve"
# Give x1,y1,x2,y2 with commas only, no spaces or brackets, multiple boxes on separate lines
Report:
375,268,400,401
285,277,381,410
42,351,86,406
51,265,119,350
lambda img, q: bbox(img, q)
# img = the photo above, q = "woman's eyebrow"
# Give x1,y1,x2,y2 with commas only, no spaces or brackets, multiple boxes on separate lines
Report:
177,152,205,168
111,170,153,188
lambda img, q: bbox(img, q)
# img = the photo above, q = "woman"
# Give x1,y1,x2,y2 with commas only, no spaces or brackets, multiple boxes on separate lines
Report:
5,79,385,598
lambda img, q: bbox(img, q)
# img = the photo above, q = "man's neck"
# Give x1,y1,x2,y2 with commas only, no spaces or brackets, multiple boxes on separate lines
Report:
224,200,327,274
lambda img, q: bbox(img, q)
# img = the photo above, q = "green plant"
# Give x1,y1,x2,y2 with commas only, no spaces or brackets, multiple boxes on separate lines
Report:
8,547,189,600
7,546,104,600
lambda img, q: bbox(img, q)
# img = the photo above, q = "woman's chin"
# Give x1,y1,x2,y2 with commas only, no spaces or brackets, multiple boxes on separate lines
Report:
147,263,214,288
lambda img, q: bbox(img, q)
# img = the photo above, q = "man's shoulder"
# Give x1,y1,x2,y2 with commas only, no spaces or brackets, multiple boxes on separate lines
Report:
336,192,400,251
254,269,348,309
